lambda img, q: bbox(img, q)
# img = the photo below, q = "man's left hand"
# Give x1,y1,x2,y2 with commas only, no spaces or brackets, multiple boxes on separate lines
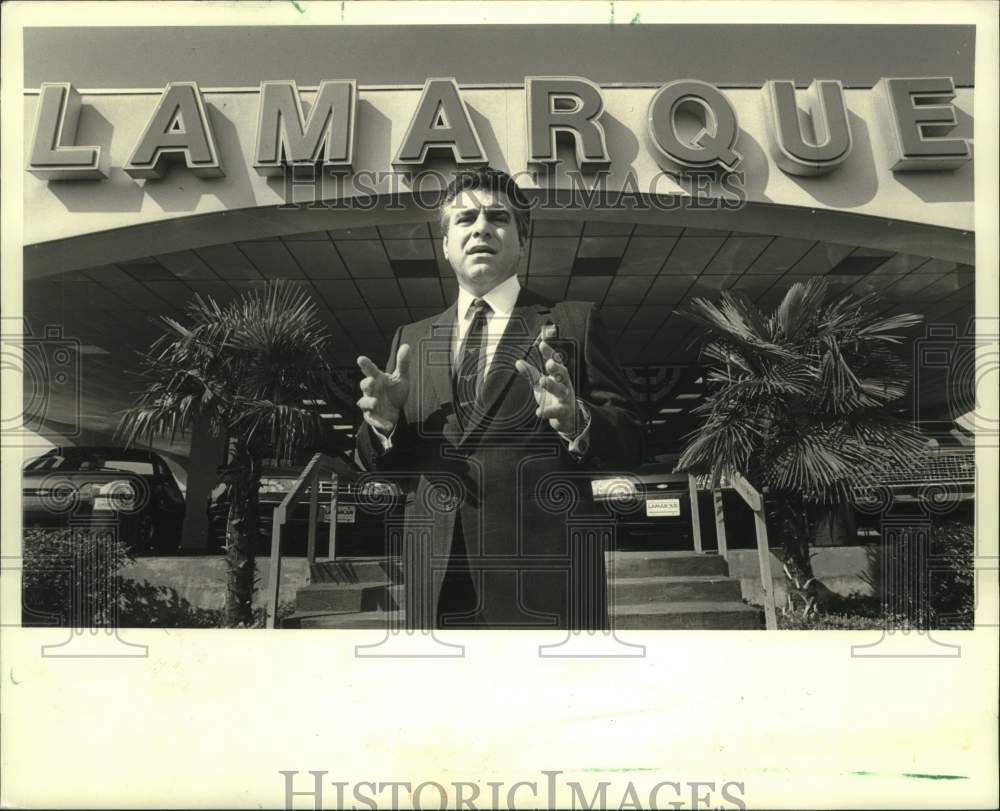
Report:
515,340,583,437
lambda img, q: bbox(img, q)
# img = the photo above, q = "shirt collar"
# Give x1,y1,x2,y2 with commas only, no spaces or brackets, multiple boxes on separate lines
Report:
456,274,521,321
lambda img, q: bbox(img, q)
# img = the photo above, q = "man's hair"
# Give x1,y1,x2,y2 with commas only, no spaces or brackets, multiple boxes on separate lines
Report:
438,167,531,245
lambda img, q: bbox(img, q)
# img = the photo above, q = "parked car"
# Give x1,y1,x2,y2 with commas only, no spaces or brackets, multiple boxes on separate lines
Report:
207,464,405,557
592,465,698,550
22,446,186,553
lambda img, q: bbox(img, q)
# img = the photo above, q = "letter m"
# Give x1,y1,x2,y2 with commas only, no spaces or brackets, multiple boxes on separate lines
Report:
569,780,610,810
255,80,357,175
567,169,609,209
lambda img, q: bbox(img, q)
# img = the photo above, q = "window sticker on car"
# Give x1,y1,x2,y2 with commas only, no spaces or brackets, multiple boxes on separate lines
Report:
646,498,681,517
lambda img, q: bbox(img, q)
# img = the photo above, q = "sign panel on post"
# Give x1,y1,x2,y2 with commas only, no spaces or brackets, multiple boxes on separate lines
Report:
646,497,681,517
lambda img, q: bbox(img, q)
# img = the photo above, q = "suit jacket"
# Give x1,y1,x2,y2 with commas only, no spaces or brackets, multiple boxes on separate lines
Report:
355,287,644,629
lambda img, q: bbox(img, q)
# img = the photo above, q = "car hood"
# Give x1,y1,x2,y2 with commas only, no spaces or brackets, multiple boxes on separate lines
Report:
22,470,146,489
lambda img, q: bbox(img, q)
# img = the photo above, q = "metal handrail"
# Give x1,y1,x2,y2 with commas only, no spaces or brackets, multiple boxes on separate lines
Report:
728,472,777,630
706,474,778,629
264,451,339,629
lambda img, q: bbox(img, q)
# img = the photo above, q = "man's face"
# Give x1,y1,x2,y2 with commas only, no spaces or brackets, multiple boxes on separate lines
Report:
442,188,523,296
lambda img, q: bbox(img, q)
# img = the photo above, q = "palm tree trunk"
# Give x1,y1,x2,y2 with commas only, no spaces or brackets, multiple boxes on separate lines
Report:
774,496,818,613
783,503,815,580
222,444,260,627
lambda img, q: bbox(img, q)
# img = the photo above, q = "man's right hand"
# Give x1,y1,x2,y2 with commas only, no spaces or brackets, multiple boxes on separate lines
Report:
356,343,412,435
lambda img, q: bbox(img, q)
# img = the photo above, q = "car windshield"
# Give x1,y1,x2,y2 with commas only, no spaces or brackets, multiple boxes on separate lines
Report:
25,454,155,475
358,480,400,497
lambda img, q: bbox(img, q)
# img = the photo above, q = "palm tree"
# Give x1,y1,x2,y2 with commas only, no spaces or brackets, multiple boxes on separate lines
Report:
117,280,336,626
675,278,925,610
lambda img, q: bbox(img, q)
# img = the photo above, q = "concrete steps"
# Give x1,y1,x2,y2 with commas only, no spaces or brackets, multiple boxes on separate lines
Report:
610,575,742,604
295,581,404,613
611,601,762,630
285,601,762,630
284,551,763,630
296,574,740,614
285,609,405,630
309,557,403,584
608,550,728,578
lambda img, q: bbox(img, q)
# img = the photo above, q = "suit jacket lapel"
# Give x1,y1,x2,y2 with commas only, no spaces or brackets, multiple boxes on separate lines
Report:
424,303,461,444
459,290,552,445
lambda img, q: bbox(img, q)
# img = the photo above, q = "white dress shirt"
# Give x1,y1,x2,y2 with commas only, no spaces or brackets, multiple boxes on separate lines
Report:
376,275,591,455
453,273,522,376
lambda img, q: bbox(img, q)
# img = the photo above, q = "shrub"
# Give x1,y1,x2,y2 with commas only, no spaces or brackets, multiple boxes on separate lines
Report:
863,518,974,630
926,520,975,629
115,579,221,628
22,528,298,628
116,589,297,629
778,610,921,631
22,527,134,627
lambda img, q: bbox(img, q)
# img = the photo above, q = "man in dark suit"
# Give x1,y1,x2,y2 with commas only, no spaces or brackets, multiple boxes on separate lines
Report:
355,168,644,630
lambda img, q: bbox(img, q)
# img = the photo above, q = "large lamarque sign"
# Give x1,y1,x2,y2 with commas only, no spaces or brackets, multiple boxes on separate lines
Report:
27,75,971,182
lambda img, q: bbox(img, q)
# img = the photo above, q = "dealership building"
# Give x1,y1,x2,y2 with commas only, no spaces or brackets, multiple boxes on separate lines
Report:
20,25,977,556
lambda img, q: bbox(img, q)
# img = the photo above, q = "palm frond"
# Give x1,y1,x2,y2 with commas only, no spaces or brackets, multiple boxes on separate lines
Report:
117,279,337,455
681,293,794,362
677,278,923,503
775,278,828,342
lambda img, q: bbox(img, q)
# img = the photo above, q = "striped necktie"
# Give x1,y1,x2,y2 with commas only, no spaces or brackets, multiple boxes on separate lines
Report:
454,298,492,426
